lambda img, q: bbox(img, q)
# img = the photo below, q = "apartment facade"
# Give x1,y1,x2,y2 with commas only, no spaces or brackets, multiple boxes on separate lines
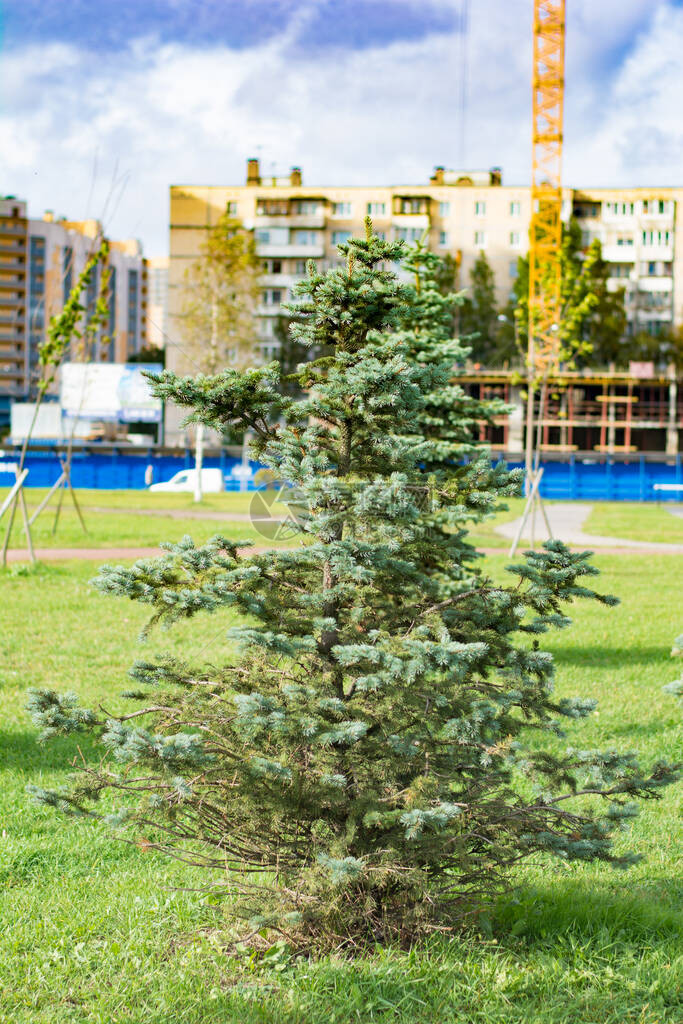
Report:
571,189,681,341
167,160,683,442
0,196,148,425
145,256,169,350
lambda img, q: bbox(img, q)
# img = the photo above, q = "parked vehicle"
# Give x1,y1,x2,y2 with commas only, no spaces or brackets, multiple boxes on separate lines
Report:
148,468,224,493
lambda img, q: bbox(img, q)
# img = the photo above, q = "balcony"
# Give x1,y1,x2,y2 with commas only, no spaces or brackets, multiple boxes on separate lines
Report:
640,244,674,262
0,346,25,360
0,296,27,309
637,276,673,292
640,210,674,226
0,329,24,346
392,196,431,217
257,242,325,259
602,245,636,262
260,273,302,288
606,278,632,292
391,214,430,230
0,244,26,257
0,224,27,238
249,214,326,230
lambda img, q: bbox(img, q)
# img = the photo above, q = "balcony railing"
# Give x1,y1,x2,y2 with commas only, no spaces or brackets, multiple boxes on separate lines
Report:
0,224,27,238
257,242,325,259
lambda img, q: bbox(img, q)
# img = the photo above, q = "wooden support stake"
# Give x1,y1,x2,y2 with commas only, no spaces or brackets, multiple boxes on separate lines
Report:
28,472,66,526
509,467,551,557
0,469,32,567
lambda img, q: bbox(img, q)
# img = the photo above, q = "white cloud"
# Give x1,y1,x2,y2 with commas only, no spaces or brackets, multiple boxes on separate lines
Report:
1,0,682,256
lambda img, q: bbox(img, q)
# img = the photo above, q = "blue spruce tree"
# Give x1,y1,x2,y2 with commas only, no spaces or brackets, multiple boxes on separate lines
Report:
29,224,678,946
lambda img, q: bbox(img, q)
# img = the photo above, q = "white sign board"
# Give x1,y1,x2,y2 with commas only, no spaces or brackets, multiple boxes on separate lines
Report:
60,363,163,422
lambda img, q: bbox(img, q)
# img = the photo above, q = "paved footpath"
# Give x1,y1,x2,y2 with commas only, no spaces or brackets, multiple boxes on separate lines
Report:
496,502,683,554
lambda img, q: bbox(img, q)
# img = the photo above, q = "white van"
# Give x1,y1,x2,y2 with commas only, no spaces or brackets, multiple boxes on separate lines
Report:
149,468,225,493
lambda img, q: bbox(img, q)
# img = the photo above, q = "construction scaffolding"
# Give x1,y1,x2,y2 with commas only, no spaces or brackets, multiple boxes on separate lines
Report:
459,367,682,458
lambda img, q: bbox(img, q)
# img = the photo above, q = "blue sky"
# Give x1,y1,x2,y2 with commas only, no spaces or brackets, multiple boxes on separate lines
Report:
2,0,683,256
1,1,460,52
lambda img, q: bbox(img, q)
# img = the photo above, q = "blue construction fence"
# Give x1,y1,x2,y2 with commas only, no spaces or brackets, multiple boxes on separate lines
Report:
0,449,682,501
0,449,264,492
504,456,683,502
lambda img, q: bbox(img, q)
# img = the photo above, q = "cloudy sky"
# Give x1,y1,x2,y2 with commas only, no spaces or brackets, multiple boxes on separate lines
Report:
2,0,683,256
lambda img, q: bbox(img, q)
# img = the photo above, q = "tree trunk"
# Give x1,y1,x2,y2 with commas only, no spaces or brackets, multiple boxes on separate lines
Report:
194,422,204,503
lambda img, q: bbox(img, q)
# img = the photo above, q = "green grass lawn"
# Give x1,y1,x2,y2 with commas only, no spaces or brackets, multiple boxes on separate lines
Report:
586,502,683,545
1,489,297,549
0,488,275,514
1,488,524,551
3,509,295,550
4,489,683,553
0,546,681,1023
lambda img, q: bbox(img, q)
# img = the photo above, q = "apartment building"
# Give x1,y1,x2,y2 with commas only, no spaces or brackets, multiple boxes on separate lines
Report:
0,196,148,425
571,189,682,341
167,160,683,441
145,256,169,350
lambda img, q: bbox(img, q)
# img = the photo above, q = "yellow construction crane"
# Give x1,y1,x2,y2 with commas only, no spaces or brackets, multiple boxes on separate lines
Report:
511,0,566,553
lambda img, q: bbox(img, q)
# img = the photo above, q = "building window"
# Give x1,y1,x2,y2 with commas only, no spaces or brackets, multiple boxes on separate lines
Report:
438,201,450,216
294,230,319,246
295,260,308,275
226,201,237,215
616,235,634,246
331,231,351,246
107,266,116,359
509,260,518,278
643,199,670,215
127,269,139,354
295,200,320,215
63,245,73,305
642,230,671,246
261,289,282,307
509,231,520,247
331,202,352,216
438,231,449,247
375,231,386,240
395,227,423,242
606,201,634,216
509,201,521,216
366,202,386,216
256,199,288,216
611,264,631,278
262,259,283,274
474,230,487,247
256,227,289,245
475,201,486,216
396,198,425,214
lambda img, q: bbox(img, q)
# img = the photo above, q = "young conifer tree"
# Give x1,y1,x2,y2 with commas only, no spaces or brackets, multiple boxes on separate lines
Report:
400,240,508,470
29,224,677,946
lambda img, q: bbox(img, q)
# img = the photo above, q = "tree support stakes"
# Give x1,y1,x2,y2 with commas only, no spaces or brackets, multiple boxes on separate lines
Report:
509,467,553,557
0,468,36,567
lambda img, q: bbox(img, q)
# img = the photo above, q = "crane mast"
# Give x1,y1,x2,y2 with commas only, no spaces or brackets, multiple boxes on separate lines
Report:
511,0,566,553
